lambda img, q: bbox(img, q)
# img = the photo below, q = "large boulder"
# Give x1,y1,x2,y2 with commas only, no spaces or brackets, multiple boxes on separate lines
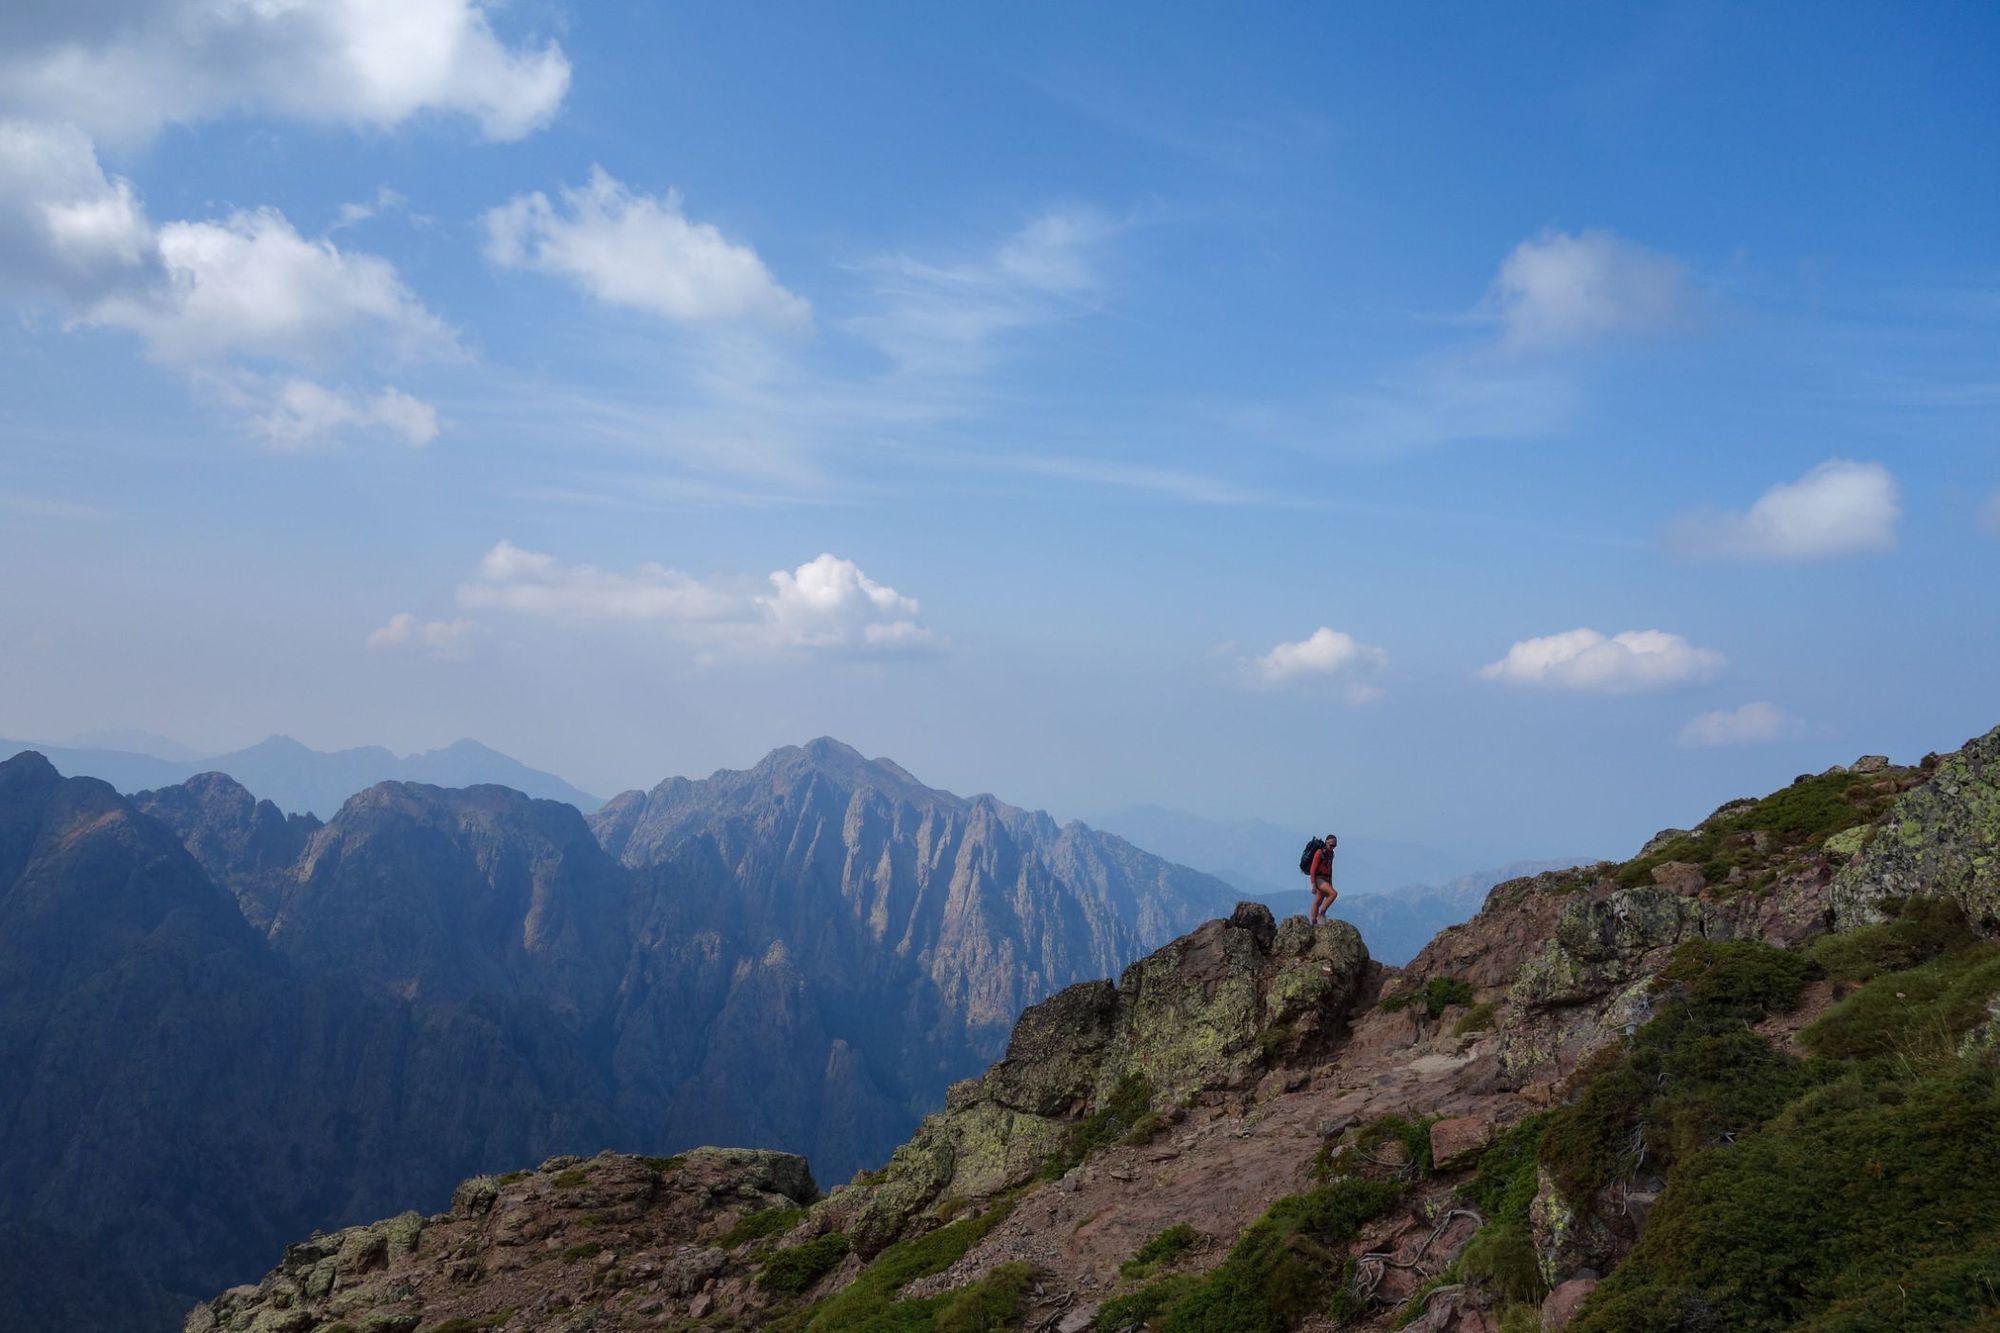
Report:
1831,725,2000,930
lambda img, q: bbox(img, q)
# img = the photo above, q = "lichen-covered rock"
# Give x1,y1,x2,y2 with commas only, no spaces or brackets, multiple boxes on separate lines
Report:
1529,1168,1620,1287
821,904,1368,1253
1513,888,1728,1012
1832,725,2000,930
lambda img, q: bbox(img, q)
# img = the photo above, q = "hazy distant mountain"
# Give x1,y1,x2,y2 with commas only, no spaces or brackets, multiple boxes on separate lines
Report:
0,733,602,817
64,727,207,762
1091,803,1472,899
2,738,1237,1330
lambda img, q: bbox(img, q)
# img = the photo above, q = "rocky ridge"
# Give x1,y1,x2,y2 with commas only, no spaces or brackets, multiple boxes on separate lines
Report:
188,725,2000,1333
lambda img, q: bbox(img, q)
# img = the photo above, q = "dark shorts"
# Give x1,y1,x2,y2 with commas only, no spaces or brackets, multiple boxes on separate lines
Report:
1312,876,1333,893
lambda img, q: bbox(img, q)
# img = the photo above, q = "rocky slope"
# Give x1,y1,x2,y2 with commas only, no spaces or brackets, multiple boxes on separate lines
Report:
191,727,2000,1333
1,739,1233,1331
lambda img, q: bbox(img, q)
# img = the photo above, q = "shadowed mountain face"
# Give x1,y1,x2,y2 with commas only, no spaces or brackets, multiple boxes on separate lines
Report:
0,739,1235,1332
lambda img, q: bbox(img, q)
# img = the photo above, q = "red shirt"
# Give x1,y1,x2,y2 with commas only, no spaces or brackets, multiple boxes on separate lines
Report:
1309,846,1333,880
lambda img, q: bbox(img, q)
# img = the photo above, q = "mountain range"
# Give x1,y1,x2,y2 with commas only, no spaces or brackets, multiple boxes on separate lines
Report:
0,738,1235,1330
183,727,2000,1333
0,733,603,817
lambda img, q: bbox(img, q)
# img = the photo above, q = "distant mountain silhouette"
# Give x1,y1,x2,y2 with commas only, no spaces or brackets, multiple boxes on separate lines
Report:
0,733,602,816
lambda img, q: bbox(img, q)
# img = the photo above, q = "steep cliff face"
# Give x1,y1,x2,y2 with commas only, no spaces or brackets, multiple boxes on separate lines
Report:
0,754,622,1333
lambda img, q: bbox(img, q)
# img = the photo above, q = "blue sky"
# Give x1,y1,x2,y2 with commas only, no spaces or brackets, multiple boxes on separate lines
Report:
2,2,1996,867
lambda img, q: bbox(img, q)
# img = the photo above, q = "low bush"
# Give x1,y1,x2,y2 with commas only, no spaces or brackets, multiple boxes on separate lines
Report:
757,1232,852,1295
1041,1074,1153,1179
774,1201,1020,1332
1381,976,1475,1019
717,1204,806,1249
1452,1002,1497,1035
1119,1223,1200,1280
1104,1176,1402,1331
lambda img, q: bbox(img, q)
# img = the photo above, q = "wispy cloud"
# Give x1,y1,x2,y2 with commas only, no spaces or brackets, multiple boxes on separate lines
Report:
365,613,480,662
1242,627,1389,701
1484,229,1697,350
1678,702,1801,747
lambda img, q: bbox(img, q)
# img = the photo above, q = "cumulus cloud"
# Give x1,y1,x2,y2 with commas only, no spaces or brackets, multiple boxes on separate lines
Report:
1244,627,1389,700
1478,628,1725,694
0,0,569,143
366,612,479,661
483,167,808,325
758,554,935,651
1678,702,1800,748
1670,460,1900,560
86,206,459,366
0,118,154,301
455,542,936,656
0,121,452,446
1487,230,1694,349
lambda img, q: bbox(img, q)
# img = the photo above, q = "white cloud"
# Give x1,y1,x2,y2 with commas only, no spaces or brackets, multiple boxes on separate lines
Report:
1978,489,2000,538
1670,460,1900,560
0,0,569,144
0,118,154,301
1478,628,1725,693
458,540,740,621
85,206,458,366
483,167,808,326
1678,702,1799,747
244,378,440,448
454,542,937,655
758,554,936,652
366,612,479,661
1244,627,1389,696
1487,230,1694,349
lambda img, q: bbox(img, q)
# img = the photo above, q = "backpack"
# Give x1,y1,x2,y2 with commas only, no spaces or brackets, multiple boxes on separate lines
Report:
1299,837,1325,875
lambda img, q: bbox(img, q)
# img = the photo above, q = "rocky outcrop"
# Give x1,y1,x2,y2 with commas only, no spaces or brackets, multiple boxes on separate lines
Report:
823,903,1369,1253
131,770,321,929
184,1150,819,1333
1831,725,2000,929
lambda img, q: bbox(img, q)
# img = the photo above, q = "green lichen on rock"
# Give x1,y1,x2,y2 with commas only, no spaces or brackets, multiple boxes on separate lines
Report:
1832,725,2000,931
1512,888,1730,1012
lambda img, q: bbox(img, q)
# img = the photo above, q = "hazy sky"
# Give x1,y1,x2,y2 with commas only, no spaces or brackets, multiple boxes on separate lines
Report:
3,2,1996,866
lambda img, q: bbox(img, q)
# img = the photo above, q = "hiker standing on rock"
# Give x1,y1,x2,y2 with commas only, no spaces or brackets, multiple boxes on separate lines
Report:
1300,833,1338,925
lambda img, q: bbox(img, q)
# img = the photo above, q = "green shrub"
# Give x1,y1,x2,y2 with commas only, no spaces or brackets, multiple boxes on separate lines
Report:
424,1316,511,1333
757,1233,852,1295
637,1154,686,1173
1119,1223,1201,1280
1453,1002,1497,1035
930,1262,1035,1333
551,1168,590,1189
1464,1113,1549,1226
775,1200,1019,1332
1382,976,1475,1018
559,1241,604,1264
1458,1221,1546,1306
1538,940,1820,1205
717,1204,807,1249
1107,1177,1402,1332
1802,941,2000,1061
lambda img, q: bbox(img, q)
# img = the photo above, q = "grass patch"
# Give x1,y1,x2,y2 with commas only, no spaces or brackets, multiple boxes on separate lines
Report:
559,1241,604,1264
717,1204,807,1249
1381,976,1475,1019
1119,1223,1201,1280
637,1154,686,1174
1104,1176,1403,1331
1458,1221,1545,1306
1802,940,2000,1062
1464,1113,1549,1226
1537,939,1819,1206
1041,1073,1154,1180
1453,1002,1497,1035
772,1199,1022,1333
757,1232,852,1295
550,1168,590,1189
